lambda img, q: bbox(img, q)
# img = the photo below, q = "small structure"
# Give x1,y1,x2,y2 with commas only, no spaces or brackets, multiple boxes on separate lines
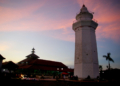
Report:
0,54,5,72
2,61,18,73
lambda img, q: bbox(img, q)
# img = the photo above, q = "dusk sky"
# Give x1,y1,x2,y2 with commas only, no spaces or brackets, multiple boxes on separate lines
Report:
0,0,120,70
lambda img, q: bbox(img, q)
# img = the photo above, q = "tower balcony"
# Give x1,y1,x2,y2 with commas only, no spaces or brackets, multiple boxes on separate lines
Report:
73,18,98,24
73,9,97,24
72,20,98,31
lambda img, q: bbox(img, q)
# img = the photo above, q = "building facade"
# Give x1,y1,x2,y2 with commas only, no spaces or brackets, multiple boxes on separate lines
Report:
17,48,73,76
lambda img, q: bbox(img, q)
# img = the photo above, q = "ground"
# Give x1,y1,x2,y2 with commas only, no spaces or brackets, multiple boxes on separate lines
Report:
1,79,119,86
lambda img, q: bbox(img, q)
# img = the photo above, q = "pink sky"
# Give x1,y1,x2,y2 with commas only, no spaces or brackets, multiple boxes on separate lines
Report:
0,0,120,43
0,0,120,69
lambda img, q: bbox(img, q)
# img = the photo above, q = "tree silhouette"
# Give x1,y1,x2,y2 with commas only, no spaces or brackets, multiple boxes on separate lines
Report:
103,53,114,70
99,65,103,72
99,65,103,79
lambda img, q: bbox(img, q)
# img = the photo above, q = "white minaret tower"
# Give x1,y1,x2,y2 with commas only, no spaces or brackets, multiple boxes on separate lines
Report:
73,5,99,79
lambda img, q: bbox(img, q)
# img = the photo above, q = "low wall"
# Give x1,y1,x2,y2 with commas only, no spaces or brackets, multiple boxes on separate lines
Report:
36,75,68,79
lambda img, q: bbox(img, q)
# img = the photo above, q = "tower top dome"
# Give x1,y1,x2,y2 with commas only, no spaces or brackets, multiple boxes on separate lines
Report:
26,48,40,59
32,48,35,54
80,4,89,12
76,4,93,21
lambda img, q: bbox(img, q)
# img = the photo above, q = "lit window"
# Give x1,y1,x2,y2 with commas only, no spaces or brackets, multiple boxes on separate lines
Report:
3,69,5,71
61,68,63,70
57,68,59,70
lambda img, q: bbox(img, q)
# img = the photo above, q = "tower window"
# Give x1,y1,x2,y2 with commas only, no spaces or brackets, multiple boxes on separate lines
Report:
3,69,6,71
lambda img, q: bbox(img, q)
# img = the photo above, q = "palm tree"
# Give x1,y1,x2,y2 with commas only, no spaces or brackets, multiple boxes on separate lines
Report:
103,53,114,70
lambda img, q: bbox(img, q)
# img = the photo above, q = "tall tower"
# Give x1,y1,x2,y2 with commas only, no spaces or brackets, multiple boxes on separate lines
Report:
73,5,99,79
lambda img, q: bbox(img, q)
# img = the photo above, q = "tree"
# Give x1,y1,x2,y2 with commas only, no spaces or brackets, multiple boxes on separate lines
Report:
103,53,114,70
99,65,103,72
99,65,103,79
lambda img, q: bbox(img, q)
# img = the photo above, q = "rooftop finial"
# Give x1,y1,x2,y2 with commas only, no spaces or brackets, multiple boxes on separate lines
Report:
32,48,35,54
83,4,85,7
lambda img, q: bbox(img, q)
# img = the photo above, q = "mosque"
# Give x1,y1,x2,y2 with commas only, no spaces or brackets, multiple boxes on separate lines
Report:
17,48,73,76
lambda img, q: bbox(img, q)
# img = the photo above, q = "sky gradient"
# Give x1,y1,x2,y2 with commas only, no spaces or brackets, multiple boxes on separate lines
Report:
0,0,120,70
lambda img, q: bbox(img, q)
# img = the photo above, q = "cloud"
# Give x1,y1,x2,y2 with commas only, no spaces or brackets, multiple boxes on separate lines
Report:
0,0,45,24
0,0,75,32
0,16,74,32
1,0,120,43
52,31,75,42
0,0,76,42
100,23,120,43
40,27,75,42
